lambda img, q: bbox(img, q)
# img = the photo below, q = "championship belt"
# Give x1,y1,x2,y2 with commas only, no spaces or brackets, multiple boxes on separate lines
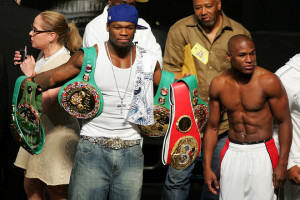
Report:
138,70,175,137
10,76,45,155
162,75,209,170
58,47,103,119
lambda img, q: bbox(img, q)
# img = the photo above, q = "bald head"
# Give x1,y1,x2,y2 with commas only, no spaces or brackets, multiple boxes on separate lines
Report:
226,34,256,75
227,34,253,53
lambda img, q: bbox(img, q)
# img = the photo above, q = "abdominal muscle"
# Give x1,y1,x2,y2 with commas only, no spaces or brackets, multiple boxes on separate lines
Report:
227,109,273,143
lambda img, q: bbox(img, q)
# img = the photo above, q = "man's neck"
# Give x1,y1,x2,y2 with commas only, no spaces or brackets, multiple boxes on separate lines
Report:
107,41,131,58
230,68,253,84
202,13,223,43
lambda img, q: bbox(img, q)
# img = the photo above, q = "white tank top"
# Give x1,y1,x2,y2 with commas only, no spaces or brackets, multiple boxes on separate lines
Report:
80,43,141,140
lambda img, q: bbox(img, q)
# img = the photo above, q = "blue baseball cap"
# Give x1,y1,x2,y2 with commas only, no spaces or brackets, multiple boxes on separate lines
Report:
107,4,148,30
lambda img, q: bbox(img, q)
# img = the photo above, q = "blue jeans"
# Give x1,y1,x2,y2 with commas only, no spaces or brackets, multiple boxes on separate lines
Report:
162,160,196,200
162,133,227,200
68,138,144,200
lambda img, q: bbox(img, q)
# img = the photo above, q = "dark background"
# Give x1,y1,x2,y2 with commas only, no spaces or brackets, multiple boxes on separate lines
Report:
20,0,300,73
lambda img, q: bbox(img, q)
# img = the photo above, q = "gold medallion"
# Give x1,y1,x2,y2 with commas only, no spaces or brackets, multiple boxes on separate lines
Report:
158,97,166,105
83,74,90,82
171,136,199,170
192,88,198,97
176,115,192,133
192,97,198,106
138,106,170,137
66,87,95,114
193,104,209,131
160,87,168,96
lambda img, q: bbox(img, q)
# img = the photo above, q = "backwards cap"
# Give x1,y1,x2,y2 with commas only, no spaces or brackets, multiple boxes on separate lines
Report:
107,4,147,30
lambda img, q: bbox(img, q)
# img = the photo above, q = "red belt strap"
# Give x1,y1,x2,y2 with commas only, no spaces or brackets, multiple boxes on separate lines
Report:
162,81,201,170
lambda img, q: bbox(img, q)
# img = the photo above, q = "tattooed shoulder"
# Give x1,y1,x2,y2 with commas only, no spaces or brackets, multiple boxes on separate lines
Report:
70,50,84,70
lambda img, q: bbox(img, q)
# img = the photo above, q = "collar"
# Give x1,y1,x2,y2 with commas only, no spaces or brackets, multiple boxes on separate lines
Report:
276,53,300,77
286,53,300,72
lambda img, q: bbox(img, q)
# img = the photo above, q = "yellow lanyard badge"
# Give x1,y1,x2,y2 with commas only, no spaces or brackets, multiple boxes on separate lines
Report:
191,43,209,64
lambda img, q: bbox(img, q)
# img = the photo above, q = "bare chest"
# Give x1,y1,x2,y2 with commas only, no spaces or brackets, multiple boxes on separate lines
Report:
220,83,267,112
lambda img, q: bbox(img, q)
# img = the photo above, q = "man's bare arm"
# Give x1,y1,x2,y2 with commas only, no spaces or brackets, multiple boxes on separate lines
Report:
153,62,162,87
203,79,222,195
266,74,292,188
34,50,84,91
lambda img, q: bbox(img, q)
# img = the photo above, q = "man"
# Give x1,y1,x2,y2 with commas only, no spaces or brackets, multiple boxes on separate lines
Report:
203,34,292,200
275,54,300,200
0,0,39,199
162,0,250,199
22,4,161,200
83,0,162,66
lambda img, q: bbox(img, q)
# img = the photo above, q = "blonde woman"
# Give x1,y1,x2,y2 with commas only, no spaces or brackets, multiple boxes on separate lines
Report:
14,11,82,200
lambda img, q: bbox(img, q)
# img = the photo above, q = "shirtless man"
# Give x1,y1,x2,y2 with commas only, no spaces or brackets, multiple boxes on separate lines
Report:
203,34,292,200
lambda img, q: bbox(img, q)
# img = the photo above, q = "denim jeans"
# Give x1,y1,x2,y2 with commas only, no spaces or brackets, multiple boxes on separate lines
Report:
162,132,228,200
68,138,144,200
162,160,196,200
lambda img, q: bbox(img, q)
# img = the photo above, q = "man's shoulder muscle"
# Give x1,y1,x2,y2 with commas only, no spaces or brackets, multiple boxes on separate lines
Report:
210,71,230,96
256,67,283,97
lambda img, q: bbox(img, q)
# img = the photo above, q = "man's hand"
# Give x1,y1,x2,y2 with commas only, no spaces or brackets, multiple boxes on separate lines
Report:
272,164,288,188
20,72,36,91
183,73,191,77
287,165,300,185
204,168,219,195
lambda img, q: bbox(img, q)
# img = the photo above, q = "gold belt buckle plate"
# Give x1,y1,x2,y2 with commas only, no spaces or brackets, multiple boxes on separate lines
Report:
138,105,170,137
170,135,199,170
66,87,95,114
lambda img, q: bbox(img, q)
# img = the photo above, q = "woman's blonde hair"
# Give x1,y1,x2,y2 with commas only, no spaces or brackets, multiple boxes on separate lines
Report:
39,11,82,52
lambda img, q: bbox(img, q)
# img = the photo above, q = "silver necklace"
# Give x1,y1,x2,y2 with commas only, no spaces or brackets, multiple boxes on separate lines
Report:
105,42,133,114
43,56,52,61
43,52,55,61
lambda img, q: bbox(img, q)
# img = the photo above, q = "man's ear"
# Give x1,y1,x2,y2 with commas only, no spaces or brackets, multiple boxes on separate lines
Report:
226,51,231,62
108,0,112,7
106,23,109,32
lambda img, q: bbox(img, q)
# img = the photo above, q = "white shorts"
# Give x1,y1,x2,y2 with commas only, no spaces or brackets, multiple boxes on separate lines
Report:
219,138,278,200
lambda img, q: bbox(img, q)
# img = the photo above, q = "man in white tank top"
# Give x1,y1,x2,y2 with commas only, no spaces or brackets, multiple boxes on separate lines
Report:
22,4,162,200
83,0,163,66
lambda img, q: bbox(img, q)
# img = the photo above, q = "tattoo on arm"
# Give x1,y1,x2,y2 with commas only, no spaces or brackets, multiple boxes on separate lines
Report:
35,51,84,91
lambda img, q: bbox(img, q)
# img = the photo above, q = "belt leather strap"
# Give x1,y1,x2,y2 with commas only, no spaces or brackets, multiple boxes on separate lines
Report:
138,70,175,137
178,75,209,132
162,75,202,170
58,47,103,119
10,76,45,155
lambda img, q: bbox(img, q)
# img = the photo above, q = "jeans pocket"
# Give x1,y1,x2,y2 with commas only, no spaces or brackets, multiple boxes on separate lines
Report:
77,139,96,154
129,145,144,158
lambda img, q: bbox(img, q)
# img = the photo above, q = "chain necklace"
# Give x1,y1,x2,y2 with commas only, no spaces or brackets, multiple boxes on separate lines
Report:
43,54,54,61
105,42,133,114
